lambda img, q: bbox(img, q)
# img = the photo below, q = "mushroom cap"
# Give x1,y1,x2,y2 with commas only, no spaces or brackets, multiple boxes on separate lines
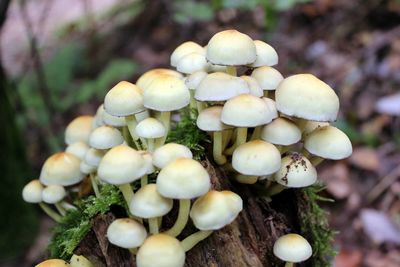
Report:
42,185,66,204
129,184,173,218
274,153,317,188
156,158,210,199
232,140,281,176
303,121,330,135
136,234,185,267
137,68,183,91
89,126,124,150
69,255,93,267
262,97,279,119
22,179,43,203
100,105,126,127
80,160,96,174
104,81,144,116
84,148,106,167
194,72,249,102
273,233,312,263
66,142,90,160
197,106,231,132
93,105,106,128
261,117,301,146
240,75,263,97
144,75,190,112
65,116,94,145
185,71,207,90
40,152,84,186
136,118,166,139
206,29,256,66
176,52,208,74
221,94,276,127
251,66,283,91
107,218,147,249
152,143,193,169
275,74,339,121
98,145,147,185
250,40,278,67
304,126,352,160
190,190,243,230
35,259,70,267
170,41,205,67
138,151,155,174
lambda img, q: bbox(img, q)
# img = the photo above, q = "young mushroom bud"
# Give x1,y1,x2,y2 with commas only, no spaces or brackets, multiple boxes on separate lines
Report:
250,40,278,67
136,68,183,91
42,185,67,215
88,125,124,150
152,143,193,169
66,142,90,160
136,234,185,267
107,218,147,250
65,116,94,145
260,117,301,152
35,259,70,267
176,52,208,74
273,233,312,267
135,117,166,152
251,66,284,97
170,41,205,67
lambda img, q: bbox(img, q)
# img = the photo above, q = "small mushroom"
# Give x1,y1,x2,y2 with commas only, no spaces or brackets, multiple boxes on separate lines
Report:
65,142,90,160
35,259,70,267
42,185,67,216
136,68,183,91
107,218,147,250
65,116,94,145
135,117,166,152
152,143,193,169
69,255,93,267
88,125,124,150
251,66,284,97
260,117,301,152
170,41,205,67
250,40,278,67
273,233,312,267
176,52,208,74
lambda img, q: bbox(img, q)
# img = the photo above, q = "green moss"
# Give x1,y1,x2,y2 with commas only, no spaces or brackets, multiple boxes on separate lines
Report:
301,184,337,267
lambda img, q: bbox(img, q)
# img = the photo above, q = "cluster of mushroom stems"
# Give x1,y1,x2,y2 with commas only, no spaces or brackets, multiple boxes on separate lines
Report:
24,29,352,267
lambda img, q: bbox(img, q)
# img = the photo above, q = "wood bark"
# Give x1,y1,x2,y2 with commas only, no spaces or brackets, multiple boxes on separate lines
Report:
75,158,310,267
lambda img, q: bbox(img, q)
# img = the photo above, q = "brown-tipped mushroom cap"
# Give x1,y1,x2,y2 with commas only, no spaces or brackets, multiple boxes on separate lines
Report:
304,126,352,160
136,234,185,267
190,190,243,230
156,158,210,199
65,116,94,145
251,66,283,91
88,125,124,150
261,117,301,146
275,74,339,121
137,69,183,91
176,52,208,74
107,218,147,249
104,81,144,117
206,29,256,66
40,152,84,186
170,41,205,67
273,233,312,263
232,140,281,176
22,179,43,203
195,72,249,102
98,145,146,185
250,40,278,67
152,143,193,169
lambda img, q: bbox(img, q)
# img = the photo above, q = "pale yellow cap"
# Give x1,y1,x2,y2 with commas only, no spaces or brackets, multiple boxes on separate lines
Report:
206,29,256,66
35,259,70,267
88,125,124,149
250,40,278,67
273,233,312,263
156,158,210,199
104,81,144,116
80,160,96,174
195,72,249,101
137,234,185,267
261,118,301,145
190,190,243,230
136,118,166,139
22,179,43,203
275,74,339,121
69,255,93,267
66,142,90,160
221,94,276,127
137,69,183,91
129,184,173,218
152,143,193,169
102,109,127,127
274,153,317,188
176,52,208,74
42,185,66,204
251,66,283,91
303,121,330,135
98,145,146,185
138,150,155,174
93,105,106,128
240,75,263,97
84,148,106,167
144,75,190,112
197,106,231,132
185,71,207,90
40,152,84,186
232,140,281,176
65,116,94,145
304,126,352,160
107,218,147,249
170,41,205,67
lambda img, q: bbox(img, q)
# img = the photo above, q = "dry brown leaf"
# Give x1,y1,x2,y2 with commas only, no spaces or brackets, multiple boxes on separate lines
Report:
349,147,380,172
319,163,351,199
334,249,363,267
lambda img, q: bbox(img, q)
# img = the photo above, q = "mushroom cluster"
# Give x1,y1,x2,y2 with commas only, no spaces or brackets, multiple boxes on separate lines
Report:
23,29,352,267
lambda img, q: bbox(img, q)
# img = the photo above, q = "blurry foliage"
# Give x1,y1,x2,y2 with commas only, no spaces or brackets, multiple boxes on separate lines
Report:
335,120,380,147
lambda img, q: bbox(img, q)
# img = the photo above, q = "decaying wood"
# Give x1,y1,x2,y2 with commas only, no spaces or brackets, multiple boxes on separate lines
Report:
75,157,310,267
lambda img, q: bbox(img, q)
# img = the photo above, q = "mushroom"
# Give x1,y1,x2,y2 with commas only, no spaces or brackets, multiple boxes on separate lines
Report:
35,259,70,267
260,117,301,152
83,148,107,197
273,233,312,267
181,190,243,251
88,125,124,150
156,158,210,236
69,255,93,267
42,185,67,216
136,234,185,267
135,117,166,152
176,52,208,74
170,41,205,67
65,116,94,145
185,71,207,110
106,218,147,251
98,145,147,205
302,120,330,136
240,75,263,97
196,106,231,165
136,68,183,91
251,66,284,97
206,29,256,75
137,150,155,186
152,143,193,169
129,184,173,234
65,142,90,160
250,40,278,67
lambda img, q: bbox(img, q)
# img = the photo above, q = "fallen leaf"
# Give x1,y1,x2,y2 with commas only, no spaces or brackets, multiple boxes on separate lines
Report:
360,209,400,245
334,249,362,267
349,147,380,172
375,93,400,116
319,163,351,199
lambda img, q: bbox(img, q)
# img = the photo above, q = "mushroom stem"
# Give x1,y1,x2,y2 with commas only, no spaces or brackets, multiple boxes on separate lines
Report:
224,127,247,155
61,201,77,210
119,183,134,205
189,90,197,111
90,173,100,198
181,230,213,252
158,111,171,146
55,202,67,216
39,203,62,222
213,131,227,165
222,129,233,149
122,126,132,146
263,91,269,98
285,262,294,267
147,138,155,152
226,66,237,76
140,175,148,187
129,248,138,255
164,199,191,237
149,217,159,234
196,101,206,113
311,156,324,166
250,126,262,140
125,115,142,149
235,174,258,184
265,183,287,197
294,118,308,132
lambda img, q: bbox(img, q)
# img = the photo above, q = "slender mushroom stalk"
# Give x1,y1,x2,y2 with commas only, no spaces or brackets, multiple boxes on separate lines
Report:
226,66,237,76
89,173,100,198
224,127,247,155
181,230,213,252
125,115,143,149
164,199,191,236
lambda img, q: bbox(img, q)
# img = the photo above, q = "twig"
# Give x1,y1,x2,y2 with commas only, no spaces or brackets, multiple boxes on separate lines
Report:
367,165,400,203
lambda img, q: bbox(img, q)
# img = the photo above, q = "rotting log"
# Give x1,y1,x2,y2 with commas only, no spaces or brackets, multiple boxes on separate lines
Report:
75,158,310,267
